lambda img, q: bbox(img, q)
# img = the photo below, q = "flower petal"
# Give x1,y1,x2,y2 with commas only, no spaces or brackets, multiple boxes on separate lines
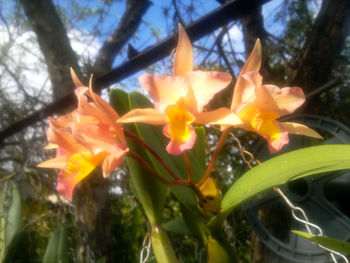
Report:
185,71,232,112
75,123,127,156
118,108,166,125
257,85,305,116
139,74,188,112
234,71,263,111
258,120,289,153
56,152,103,199
195,107,243,125
281,122,323,139
56,170,75,199
231,39,261,109
47,125,80,154
37,155,69,169
173,24,193,77
70,68,84,87
101,149,128,177
164,126,196,155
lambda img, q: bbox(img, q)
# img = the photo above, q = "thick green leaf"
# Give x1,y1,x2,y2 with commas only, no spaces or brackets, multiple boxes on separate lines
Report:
151,225,179,263
191,126,207,171
292,230,350,255
0,182,21,261
126,155,167,224
209,145,350,230
180,204,208,244
110,88,167,224
43,227,69,263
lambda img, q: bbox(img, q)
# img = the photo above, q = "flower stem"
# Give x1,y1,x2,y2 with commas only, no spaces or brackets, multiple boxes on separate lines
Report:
183,151,193,182
196,128,230,187
127,151,191,187
125,130,181,181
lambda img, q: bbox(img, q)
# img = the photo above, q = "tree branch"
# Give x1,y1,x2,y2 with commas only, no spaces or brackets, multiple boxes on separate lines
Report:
93,0,151,76
0,0,271,145
18,0,80,99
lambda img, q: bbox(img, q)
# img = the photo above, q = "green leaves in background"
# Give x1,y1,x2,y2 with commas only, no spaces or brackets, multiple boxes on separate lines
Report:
292,230,350,255
43,227,69,263
0,182,21,262
210,145,350,229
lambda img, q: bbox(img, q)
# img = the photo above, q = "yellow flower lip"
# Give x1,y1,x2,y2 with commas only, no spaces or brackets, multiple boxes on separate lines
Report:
165,98,195,143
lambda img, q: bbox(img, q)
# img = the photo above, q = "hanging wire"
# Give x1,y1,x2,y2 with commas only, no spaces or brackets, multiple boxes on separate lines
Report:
275,187,349,263
229,133,349,263
140,232,151,263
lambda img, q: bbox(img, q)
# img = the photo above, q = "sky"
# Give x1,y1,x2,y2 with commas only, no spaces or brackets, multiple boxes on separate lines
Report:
0,0,322,105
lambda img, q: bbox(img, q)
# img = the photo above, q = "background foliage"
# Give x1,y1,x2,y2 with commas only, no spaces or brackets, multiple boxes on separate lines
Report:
0,0,349,262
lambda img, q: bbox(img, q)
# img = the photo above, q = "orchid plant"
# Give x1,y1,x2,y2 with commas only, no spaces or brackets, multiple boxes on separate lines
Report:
36,24,350,263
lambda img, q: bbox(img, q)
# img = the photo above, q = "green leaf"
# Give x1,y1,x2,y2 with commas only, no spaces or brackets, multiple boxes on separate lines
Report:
292,230,350,255
43,227,69,263
192,126,207,171
209,145,350,230
0,182,21,261
207,235,238,263
151,225,179,263
126,155,167,224
162,217,192,236
110,88,167,224
180,204,208,245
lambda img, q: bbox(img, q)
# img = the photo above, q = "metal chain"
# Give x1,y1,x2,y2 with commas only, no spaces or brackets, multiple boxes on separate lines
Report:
275,187,349,263
140,232,151,263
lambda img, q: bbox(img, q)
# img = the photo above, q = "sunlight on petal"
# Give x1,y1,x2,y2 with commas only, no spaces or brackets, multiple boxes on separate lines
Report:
37,155,69,169
101,149,128,178
281,122,323,139
186,71,232,111
174,23,193,77
118,108,166,124
196,108,243,125
231,39,261,109
139,74,188,112
261,85,305,115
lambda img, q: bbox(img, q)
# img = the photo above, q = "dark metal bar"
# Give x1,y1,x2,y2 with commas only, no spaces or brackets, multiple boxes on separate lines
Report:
0,0,269,144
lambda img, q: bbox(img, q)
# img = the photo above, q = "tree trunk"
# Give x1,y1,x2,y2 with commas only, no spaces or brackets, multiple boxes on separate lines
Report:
19,0,150,261
19,0,81,99
289,0,350,95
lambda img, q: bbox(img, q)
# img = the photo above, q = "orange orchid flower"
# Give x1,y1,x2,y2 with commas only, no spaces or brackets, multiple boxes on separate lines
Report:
118,24,240,155
38,72,128,199
227,40,321,153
